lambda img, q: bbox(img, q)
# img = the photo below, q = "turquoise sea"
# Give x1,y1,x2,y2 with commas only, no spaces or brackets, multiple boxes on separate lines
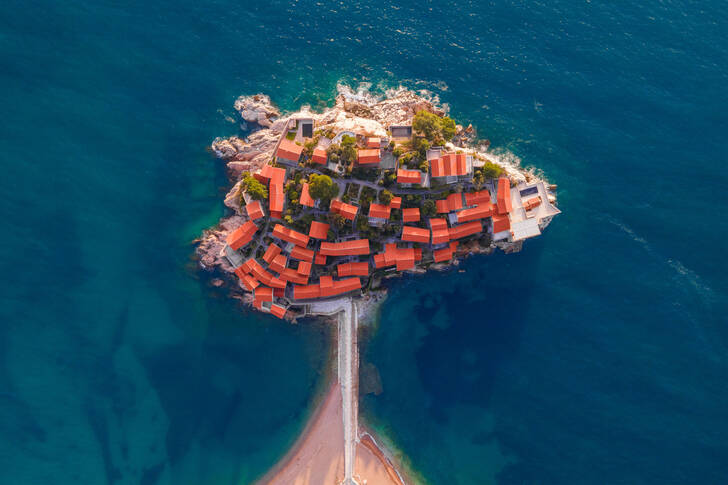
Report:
1,1,727,484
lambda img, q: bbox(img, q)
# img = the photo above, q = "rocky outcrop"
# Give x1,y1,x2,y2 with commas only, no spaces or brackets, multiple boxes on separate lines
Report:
233,94,280,128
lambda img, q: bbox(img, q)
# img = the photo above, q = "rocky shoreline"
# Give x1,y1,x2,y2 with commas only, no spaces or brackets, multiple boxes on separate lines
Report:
196,85,554,313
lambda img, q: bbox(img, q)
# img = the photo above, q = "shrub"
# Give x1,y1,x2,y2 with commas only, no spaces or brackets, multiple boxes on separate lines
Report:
241,173,268,200
480,161,504,179
379,189,393,204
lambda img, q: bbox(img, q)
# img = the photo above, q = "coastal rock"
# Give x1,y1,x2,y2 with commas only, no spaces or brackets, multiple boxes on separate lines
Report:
234,94,280,127
224,181,243,213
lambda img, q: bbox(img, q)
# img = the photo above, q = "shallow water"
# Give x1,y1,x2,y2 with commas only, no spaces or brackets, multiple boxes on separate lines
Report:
2,0,727,483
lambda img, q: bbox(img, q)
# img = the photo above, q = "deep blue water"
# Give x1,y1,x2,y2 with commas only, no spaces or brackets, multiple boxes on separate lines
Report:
2,1,727,484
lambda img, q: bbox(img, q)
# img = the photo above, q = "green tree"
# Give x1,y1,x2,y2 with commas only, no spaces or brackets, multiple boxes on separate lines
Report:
422,199,437,217
241,173,268,200
480,161,504,179
413,110,441,141
379,189,393,205
308,174,339,201
439,117,456,141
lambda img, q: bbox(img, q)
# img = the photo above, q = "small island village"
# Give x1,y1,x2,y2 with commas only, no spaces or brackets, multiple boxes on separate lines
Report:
223,110,560,320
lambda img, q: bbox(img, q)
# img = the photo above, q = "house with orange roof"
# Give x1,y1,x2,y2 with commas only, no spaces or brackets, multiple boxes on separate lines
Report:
430,218,450,245
433,241,459,263
449,221,483,240
492,214,511,241
357,148,381,166
401,226,430,244
300,182,314,207
269,304,287,319
368,203,391,226
330,199,359,220
312,147,328,164
373,244,421,271
308,221,330,240
245,200,265,220
318,239,370,256
390,196,402,209
276,138,304,166
429,151,473,184
314,253,327,265
293,276,362,300
456,203,495,223
465,189,492,207
402,207,420,223
269,253,287,274
226,221,258,251
397,168,422,186
263,243,282,264
290,245,314,262
337,262,369,277
272,224,310,247
496,177,513,215
256,164,287,219
366,137,381,149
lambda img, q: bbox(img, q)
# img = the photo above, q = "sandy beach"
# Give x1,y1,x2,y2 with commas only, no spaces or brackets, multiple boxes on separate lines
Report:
258,381,404,485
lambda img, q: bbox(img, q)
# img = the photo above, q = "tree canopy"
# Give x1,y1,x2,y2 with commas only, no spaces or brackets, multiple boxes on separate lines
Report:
412,110,457,144
241,173,268,200
379,189,393,205
308,173,339,201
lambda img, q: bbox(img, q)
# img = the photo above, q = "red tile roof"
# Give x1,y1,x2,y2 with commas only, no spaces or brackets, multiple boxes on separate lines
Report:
436,193,464,214
433,242,459,263
496,177,513,215
279,267,308,285
290,245,314,262
292,277,362,300
402,207,420,222
450,221,483,239
330,199,359,220
269,253,287,274
523,197,542,211
269,304,287,319
368,203,391,220
436,199,449,214
492,213,511,233
269,181,284,218
300,182,314,207
319,239,370,256
296,261,312,276
276,138,304,163
397,169,421,184
272,224,310,247
357,148,381,165
309,221,330,240
389,196,402,209
401,226,430,243
457,203,495,223
254,286,273,302
430,217,449,244
226,221,258,250
465,190,491,206
312,147,327,164
246,200,265,220
337,262,370,277
366,137,381,148
293,284,320,300
263,243,282,264
259,164,286,185
234,266,260,291
373,244,417,271
431,153,468,177
430,218,448,230
314,253,327,265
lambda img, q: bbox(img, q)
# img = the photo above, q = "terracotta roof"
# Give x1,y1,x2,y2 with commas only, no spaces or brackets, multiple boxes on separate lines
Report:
246,200,265,220
272,224,310,247
300,183,314,207
373,244,418,271
312,147,327,164
447,193,464,211
397,169,421,184
457,203,495,223
366,137,381,148
234,266,260,291
296,261,312,276
290,245,314,262
269,304,287,319
368,203,391,220
496,177,513,215
402,207,420,222
292,277,362,300
330,199,359,220
314,253,327,265
254,286,273,302
245,259,276,286
431,227,450,245
337,262,370,277
433,241,459,263
401,226,430,243
319,239,370,256
269,181,284,218
436,199,449,213
226,221,258,250
263,243,282,264
389,196,402,209
465,190,491,206
430,218,448,230
268,277,287,289
259,164,286,185
523,197,542,211
293,284,321,300
269,254,287,274
279,267,308,285
450,221,483,239
276,138,304,163
309,221,330,240
431,153,468,177
492,213,510,233
357,148,381,165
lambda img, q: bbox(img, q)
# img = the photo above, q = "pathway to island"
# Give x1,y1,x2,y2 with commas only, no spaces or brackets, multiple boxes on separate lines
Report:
339,300,358,484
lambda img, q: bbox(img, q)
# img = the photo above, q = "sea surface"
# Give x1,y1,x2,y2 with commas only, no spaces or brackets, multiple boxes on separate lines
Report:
1,1,727,484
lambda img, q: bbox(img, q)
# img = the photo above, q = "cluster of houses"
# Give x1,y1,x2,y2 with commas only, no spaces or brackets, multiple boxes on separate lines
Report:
223,118,559,319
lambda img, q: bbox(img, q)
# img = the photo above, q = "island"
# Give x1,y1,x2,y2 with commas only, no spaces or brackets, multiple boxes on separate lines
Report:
197,85,560,484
